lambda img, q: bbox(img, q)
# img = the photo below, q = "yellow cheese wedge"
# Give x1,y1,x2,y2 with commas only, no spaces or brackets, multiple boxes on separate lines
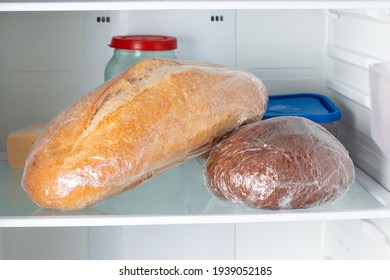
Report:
7,123,47,168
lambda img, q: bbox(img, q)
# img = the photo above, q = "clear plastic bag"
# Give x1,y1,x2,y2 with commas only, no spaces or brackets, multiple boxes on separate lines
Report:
204,116,355,209
22,58,268,210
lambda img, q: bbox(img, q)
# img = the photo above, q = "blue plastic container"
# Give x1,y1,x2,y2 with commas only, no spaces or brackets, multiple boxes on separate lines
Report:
263,93,342,136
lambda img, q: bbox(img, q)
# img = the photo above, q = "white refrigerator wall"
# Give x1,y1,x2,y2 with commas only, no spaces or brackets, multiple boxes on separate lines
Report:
1,9,390,260
0,222,325,260
0,12,85,153
236,10,327,94
2,220,390,260
0,227,89,260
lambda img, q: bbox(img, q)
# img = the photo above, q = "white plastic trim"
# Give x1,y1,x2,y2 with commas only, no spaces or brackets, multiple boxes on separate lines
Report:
2,1,390,12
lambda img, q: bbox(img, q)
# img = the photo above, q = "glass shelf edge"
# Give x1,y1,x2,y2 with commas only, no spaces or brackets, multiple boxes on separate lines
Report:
2,209,390,228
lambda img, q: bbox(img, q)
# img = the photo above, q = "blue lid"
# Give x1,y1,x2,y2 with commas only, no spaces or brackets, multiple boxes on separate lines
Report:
263,93,341,123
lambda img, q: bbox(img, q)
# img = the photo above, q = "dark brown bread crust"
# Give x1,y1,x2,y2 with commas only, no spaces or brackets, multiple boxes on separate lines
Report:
205,116,355,209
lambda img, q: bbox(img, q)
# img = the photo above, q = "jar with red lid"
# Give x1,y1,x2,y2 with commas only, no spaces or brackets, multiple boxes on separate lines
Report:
104,35,178,81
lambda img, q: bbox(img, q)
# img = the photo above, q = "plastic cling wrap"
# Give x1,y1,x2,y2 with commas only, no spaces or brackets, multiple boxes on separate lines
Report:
21,58,268,210
204,116,355,209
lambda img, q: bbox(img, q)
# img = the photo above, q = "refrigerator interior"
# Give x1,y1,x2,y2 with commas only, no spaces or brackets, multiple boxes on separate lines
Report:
1,3,390,260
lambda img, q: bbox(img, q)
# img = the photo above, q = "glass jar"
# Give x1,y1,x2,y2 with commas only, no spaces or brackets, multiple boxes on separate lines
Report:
104,35,178,81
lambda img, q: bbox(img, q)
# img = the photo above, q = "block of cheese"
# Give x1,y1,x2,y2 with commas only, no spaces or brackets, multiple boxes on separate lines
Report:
7,123,47,168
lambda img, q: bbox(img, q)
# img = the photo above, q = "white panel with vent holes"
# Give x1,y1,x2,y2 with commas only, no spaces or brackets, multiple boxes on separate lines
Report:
83,10,235,91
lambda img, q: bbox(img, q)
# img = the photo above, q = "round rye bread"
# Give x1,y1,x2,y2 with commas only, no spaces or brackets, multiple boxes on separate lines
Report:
204,116,355,209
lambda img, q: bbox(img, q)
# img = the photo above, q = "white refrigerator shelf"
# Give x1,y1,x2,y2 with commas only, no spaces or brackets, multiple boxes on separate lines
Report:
1,158,390,227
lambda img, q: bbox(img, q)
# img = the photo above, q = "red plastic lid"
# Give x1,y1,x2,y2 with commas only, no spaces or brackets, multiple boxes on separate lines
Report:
109,35,177,51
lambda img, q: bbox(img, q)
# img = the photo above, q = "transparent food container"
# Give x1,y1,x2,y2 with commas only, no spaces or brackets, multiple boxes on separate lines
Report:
104,35,177,81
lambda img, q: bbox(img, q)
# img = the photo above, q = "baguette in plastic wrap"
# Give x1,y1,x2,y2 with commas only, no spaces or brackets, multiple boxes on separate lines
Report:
22,58,268,210
204,116,355,209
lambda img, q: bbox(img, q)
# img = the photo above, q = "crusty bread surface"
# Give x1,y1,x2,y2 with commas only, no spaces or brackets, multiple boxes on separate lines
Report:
22,58,268,210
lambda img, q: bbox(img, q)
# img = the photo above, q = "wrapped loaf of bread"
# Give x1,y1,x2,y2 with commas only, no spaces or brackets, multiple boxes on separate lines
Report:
22,58,268,210
204,116,355,209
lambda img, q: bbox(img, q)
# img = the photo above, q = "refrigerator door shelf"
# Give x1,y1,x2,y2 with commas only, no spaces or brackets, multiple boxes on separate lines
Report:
0,158,389,228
